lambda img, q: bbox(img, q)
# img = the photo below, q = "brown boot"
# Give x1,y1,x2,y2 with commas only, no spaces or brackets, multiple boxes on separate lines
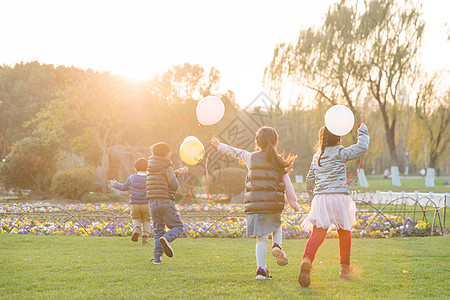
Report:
142,236,149,245
131,227,140,242
298,256,312,287
340,264,354,278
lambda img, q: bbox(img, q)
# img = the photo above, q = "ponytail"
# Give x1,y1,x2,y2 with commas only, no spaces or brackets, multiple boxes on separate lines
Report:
255,127,297,174
317,134,327,167
315,126,340,167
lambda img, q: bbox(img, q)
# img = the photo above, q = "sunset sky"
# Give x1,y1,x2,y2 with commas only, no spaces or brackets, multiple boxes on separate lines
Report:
1,0,449,107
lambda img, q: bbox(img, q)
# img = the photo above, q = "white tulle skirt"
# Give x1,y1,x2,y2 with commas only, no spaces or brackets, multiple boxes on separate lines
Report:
301,194,356,231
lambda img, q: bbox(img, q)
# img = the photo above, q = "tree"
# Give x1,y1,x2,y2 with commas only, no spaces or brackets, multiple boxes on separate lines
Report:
142,63,238,148
265,1,366,126
360,0,425,166
33,71,128,190
266,0,425,168
0,62,87,158
0,136,58,191
412,72,450,169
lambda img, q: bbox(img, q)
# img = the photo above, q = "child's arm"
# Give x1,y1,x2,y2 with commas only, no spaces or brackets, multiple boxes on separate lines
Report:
212,137,252,168
167,166,185,191
113,176,132,191
283,174,300,212
339,123,370,162
305,161,315,201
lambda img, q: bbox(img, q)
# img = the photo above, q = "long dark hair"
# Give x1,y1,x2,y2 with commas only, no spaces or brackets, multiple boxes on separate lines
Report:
255,127,297,174
314,126,340,167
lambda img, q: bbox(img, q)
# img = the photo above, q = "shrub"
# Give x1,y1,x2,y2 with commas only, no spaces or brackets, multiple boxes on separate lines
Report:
51,168,95,200
0,137,58,192
209,167,247,198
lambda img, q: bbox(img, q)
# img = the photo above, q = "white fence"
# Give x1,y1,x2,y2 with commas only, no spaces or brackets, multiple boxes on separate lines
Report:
351,191,449,208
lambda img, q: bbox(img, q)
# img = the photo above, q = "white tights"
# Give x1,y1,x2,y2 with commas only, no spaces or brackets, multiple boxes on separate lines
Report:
255,226,282,269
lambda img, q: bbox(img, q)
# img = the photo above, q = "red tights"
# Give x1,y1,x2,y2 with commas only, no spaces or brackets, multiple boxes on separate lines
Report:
303,226,351,264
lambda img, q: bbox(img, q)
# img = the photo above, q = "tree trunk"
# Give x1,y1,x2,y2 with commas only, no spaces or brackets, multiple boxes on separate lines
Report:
429,152,438,169
98,149,109,193
93,127,110,193
29,172,41,192
385,125,399,166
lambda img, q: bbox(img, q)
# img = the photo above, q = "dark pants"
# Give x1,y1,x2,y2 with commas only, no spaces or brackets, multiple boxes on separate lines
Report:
149,200,184,259
303,226,351,265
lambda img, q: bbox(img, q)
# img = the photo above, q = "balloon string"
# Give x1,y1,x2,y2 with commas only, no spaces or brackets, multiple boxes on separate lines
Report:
205,148,212,204
198,123,215,204
340,122,363,188
174,170,195,216
199,123,215,137
340,156,363,188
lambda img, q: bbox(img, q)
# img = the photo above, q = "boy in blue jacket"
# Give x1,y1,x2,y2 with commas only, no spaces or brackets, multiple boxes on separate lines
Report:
110,158,150,245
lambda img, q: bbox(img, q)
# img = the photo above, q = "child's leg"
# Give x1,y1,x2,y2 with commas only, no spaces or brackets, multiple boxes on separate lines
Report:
162,201,184,242
271,226,288,266
141,205,151,237
256,235,269,270
303,226,327,263
337,229,351,265
130,204,142,231
149,202,165,260
130,204,142,242
272,226,282,246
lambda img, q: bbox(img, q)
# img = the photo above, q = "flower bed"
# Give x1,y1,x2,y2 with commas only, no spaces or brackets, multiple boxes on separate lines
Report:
0,202,432,238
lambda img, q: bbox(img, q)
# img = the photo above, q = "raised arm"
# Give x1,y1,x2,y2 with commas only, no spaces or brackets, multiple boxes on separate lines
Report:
212,137,252,168
113,176,132,191
339,123,370,162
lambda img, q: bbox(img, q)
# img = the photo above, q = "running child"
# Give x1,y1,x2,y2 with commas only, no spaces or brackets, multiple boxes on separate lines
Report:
212,126,300,280
147,142,187,264
299,123,369,287
110,158,150,245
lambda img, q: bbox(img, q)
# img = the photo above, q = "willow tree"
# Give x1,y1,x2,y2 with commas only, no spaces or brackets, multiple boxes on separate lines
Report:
360,0,425,166
411,72,450,170
266,0,425,169
265,1,366,122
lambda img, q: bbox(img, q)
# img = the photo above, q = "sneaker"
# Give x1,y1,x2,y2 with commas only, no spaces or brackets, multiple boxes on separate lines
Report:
159,236,174,257
340,264,354,278
142,236,149,245
153,256,163,265
272,244,288,266
298,256,312,287
255,267,272,280
131,227,140,242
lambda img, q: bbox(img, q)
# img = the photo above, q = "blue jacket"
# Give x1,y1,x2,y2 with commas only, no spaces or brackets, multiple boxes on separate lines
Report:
114,173,148,204
306,126,370,200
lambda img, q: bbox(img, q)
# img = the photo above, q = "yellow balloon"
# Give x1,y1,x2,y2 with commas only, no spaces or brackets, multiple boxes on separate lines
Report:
180,136,205,165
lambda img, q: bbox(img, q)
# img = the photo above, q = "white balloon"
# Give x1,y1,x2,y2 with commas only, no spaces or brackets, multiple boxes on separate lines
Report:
196,96,225,125
324,105,354,136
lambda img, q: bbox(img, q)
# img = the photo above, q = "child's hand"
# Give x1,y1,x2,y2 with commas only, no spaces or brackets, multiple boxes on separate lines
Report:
293,204,301,212
109,180,116,187
211,137,220,148
360,123,367,129
176,166,188,174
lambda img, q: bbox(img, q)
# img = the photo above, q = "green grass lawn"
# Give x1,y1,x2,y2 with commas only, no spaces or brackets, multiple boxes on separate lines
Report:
1,235,449,299
293,177,449,192
355,177,449,192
